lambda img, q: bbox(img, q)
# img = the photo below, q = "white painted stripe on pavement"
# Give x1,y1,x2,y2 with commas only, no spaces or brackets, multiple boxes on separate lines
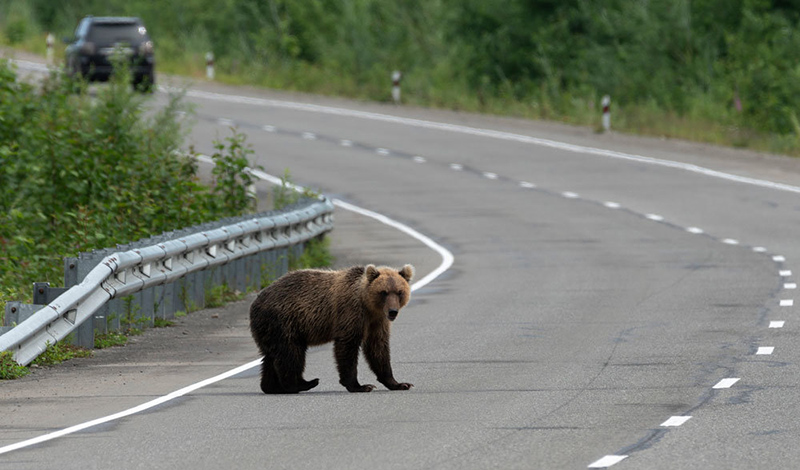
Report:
661,416,692,427
753,246,767,253
774,255,787,262
686,227,704,234
756,347,774,355
780,299,794,307
785,283,797,289
713,378,740,389
722,238,739,245
770,321,785,328
780,270,792,277
588,455,628,468
562,191,579,199
604,202,621,209
645,214,664,221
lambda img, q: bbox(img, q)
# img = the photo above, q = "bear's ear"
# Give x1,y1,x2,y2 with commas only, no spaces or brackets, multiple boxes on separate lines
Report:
398,264,414,282
365,264,381,283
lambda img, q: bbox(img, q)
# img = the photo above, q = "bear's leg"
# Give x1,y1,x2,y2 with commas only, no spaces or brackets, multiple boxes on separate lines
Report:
364,329,413,391
259,354,286,394
334,336,375,392
275,341,319,393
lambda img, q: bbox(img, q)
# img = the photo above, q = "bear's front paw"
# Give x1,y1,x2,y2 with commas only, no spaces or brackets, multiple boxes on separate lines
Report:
347,384,376,393
391,382,414,391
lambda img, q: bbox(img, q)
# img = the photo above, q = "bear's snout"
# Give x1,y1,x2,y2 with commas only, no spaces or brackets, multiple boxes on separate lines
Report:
388,309,399,321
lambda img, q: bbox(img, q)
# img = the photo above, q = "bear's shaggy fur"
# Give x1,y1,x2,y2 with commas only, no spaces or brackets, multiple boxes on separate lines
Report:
249,264,414,393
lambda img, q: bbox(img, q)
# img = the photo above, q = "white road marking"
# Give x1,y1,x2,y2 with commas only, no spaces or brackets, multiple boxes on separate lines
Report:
217,118,235,127
340,139,353,147
377,148,390,156
722,239,739,245
661,416,692,427
588,455,628,468
262,125,276,132
780,299,794,307
413,156,426,163
483,172,498,180
770,321,785,328
645,214,664,221
686,227,704,234
302,132,317,140
753,246,767,253
0,157,455,456
773,255,787,262
756,347,775,355
785,283,797,289
604,202,621,209
0,358,263,456
713,378,740,389
519,181,536,189
780,270,792,277
562,191,579,199
450,163,463,171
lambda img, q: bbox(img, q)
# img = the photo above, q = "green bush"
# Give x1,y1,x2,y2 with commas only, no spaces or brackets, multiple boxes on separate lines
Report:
0,60,260,323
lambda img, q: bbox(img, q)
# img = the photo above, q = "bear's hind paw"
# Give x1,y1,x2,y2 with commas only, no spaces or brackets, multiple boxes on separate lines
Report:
298,378,320,392
347,384,376,393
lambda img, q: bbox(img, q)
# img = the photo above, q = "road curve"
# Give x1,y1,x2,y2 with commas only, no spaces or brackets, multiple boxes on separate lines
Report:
4,65,800,469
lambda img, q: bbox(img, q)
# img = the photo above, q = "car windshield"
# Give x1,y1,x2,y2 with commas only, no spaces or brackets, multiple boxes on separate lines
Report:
88,23,144,45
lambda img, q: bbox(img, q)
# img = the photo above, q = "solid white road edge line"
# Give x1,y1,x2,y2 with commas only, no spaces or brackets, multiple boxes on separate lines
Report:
0,161,454,456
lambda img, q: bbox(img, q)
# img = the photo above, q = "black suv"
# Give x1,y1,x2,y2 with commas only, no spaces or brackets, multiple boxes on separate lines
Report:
65,16,155,91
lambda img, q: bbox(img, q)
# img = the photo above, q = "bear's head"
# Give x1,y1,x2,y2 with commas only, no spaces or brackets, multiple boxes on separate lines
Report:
364,264,414,321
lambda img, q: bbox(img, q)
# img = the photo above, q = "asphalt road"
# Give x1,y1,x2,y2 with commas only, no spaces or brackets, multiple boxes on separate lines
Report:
4,57,800,469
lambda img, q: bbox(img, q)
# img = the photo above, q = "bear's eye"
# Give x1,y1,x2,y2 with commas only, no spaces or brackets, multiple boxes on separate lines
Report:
381,290,389,297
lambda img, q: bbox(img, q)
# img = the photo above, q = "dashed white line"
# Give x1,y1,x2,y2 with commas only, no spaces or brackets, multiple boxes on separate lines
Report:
713,378,740,389
686,227,704,234
774,255,787,262
588,455,628,468
450,163,463,171
217,118,235,127
661,416,692,427
302,132,317,140
483,172,498,180
780,270,793,277
413,156,426,163
645,214,664,221
756,347,775,355
753,246,767,253
780,299,794,307
604,202,621,209
377,148,390,156
770,321,786,328
785,283,797,289
340,139,353,147
562,191,579,199
722,238,739,245
519,181,536,189
262,125,276,132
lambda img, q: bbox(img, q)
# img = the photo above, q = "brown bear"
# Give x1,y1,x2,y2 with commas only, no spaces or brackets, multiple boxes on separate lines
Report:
249,264,415,394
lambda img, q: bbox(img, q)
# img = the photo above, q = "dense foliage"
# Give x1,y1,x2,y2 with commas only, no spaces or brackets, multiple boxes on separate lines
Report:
2,0,800,151
0,59,258,317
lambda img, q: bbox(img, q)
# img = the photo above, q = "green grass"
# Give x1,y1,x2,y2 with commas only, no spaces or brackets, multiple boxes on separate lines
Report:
94,332,128,349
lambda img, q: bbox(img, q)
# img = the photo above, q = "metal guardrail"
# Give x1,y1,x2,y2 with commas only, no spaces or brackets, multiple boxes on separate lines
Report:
0,197,334,366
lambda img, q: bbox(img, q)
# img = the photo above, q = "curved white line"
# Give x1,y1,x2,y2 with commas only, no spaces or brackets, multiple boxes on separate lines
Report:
0,161,453,456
